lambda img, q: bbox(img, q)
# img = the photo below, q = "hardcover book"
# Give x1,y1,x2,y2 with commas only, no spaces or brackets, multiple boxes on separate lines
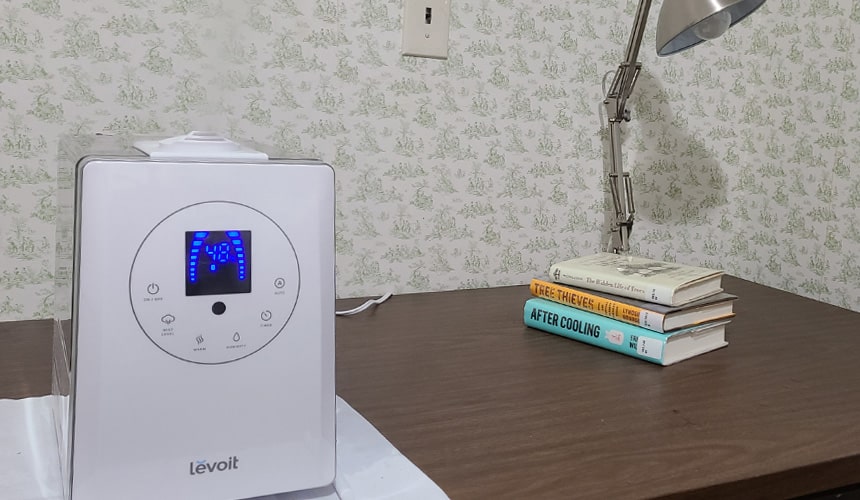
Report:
529,278,736,333
548,253,724,306
523,298,729,366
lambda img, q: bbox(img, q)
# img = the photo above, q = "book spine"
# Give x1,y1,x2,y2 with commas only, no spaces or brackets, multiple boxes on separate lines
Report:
523,298,668,365
548,262,675,305
529,278,668,332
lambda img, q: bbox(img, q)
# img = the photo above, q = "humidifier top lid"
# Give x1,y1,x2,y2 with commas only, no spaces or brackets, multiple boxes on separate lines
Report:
133,131,269,160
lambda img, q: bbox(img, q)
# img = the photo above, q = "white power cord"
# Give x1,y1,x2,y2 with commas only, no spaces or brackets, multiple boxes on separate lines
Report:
335,292,394,316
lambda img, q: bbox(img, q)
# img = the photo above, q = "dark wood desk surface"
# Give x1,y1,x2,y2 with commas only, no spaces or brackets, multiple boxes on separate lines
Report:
2,276,859,499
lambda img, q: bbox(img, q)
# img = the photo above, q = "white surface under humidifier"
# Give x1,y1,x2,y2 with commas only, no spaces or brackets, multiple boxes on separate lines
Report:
51,132,335,500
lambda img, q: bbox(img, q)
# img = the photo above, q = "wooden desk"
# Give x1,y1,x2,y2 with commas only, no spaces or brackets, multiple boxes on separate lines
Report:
2,276,859,499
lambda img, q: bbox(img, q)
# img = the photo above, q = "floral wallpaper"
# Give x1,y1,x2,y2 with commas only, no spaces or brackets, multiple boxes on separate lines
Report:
1,0,859,321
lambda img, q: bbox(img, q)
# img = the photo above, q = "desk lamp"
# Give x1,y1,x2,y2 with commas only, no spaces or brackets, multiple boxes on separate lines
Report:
604,0,766,253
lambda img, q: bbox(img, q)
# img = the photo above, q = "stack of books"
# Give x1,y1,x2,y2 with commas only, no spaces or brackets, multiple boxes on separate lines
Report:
523,253,736,366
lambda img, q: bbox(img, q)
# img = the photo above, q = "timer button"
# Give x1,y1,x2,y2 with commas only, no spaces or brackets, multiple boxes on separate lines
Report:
261,310,272,321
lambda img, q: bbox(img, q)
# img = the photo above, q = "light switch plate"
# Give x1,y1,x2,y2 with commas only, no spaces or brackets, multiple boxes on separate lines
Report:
401,0,450,59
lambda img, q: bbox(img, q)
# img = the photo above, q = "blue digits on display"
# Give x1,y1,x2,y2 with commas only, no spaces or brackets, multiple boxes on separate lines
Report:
188,231,247,283
206,242,231,270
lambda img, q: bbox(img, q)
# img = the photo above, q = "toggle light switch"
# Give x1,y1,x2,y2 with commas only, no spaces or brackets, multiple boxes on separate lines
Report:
401,0,451,59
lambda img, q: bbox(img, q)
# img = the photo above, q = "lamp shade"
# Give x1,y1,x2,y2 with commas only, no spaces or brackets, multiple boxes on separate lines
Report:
656,0,767,56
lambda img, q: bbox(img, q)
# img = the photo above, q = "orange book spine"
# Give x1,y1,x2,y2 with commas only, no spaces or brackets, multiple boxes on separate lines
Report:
529,278,650,328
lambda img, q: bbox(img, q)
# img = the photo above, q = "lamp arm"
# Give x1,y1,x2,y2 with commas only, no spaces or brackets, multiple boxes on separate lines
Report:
603,0,653,253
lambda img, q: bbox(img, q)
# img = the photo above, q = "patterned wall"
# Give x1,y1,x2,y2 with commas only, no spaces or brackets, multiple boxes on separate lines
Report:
1,0,859,321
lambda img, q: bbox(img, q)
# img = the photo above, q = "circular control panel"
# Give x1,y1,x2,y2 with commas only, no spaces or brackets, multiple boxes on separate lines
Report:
130,201,300,364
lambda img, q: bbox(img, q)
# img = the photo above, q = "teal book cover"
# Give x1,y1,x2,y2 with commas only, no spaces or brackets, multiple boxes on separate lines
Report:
523,298,728,366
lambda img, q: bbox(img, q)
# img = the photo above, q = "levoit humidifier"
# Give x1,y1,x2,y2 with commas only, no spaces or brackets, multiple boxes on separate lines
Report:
51,131,335,500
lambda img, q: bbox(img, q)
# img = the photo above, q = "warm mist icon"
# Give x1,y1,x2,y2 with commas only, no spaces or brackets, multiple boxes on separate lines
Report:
196,335,204,345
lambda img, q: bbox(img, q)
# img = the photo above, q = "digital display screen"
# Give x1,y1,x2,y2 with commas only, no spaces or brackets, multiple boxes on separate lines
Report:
185,230,251,296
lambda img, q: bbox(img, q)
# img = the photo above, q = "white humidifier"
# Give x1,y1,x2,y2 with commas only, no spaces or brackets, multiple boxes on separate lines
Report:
51,132,335,500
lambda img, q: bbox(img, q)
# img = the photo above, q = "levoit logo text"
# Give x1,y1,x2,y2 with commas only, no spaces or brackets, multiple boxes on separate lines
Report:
189,456,239,476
